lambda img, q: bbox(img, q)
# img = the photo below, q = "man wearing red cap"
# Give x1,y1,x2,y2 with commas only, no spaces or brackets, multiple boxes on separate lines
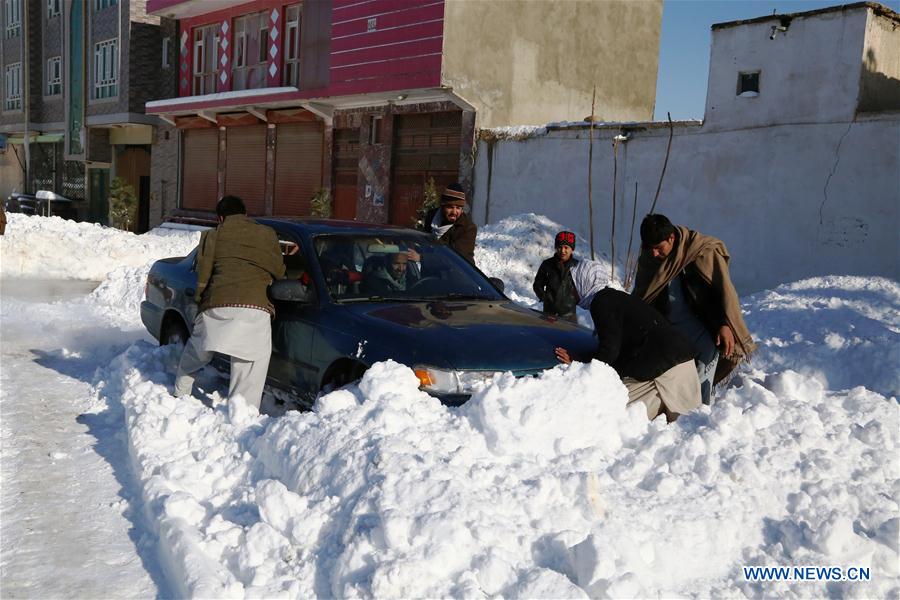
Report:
532,230,579,322
421,182,478,265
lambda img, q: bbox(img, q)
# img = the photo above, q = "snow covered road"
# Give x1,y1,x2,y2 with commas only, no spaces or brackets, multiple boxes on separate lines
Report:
0,280,164,598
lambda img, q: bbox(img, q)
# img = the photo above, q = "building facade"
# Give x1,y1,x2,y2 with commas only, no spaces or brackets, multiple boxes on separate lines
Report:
0,0,173,230
143,0,662,227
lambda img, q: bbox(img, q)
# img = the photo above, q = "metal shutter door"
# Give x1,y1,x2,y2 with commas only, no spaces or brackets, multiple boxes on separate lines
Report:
332,127,359,220
181,129,219,212
273,122,323,216
389,111,461,226
225,125,267,215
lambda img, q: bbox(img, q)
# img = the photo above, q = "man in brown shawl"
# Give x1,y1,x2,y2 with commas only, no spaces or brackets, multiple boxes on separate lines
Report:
633,214,756,404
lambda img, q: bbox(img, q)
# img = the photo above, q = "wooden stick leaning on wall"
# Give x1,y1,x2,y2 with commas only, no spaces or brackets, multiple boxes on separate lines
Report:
650,112,674,215
588,86,596,261
611,136,620,284
624,180,639,290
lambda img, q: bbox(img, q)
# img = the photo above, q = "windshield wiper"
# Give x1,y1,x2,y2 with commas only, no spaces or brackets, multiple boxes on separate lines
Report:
443,293,495,300
337,296,427,303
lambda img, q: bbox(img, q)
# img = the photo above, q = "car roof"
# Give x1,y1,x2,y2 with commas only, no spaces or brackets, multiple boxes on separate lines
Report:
258,217,430,238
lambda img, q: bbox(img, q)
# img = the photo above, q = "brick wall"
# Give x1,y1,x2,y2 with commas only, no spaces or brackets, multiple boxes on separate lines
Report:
87,0,127,117
0,1,25,129
148,122,178,226
40,0,64,124
87,127,111,162
128,21,164,113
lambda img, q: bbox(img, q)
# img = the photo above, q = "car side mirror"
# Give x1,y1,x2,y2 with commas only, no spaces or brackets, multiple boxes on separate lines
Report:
489,277,505,293
270,279,314,303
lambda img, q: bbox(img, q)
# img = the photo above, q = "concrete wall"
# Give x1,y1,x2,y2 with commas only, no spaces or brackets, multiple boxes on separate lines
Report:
858,9,900,113
471,114,899,294
705,7,869,130
148,122,177,228
441,0,662,129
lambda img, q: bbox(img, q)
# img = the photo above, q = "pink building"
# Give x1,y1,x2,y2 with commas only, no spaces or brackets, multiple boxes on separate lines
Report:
145,0,662,225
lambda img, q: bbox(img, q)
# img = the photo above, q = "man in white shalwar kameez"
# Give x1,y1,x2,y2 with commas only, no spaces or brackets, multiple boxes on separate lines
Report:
174,196,286,408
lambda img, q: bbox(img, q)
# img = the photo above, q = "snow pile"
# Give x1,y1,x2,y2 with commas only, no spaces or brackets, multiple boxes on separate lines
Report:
475,213,612,310
101,336,899,598
743,275,900,397
0,213,199,281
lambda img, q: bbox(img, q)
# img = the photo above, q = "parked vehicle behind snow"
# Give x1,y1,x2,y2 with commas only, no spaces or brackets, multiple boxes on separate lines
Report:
141,219,596,408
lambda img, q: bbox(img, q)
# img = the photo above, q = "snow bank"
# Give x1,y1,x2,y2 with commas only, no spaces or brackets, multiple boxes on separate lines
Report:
0,213,199,281
475,213,613,325
103,341,899,598
742,275,900,397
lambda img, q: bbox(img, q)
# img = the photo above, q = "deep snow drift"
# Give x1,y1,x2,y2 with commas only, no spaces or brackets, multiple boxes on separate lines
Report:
1,213,898,598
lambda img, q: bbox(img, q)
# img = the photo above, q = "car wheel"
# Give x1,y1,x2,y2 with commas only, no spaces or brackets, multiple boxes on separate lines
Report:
160,317,190,346
321,361,367,393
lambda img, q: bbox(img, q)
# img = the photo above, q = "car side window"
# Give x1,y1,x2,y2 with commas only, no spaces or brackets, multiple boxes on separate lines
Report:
277,236,311,285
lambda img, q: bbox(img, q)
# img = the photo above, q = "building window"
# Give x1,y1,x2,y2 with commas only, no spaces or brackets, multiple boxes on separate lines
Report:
192,24,219,95
737,71,760,97
162,37,170,68
47,0,60,18
370,115,383,144
47,56,62,96
5,62,22,110
5,0,21,38
95,0,117,10
284,4,301,87
233,12,268,91
93,38,118,99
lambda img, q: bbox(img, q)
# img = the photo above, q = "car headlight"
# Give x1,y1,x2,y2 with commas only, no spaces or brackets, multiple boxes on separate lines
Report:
413,366,499,394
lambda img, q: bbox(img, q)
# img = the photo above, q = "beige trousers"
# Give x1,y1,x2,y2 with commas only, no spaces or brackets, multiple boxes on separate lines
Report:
622,359,701,421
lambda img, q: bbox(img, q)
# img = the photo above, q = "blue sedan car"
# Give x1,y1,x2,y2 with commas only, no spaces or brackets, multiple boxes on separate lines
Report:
141,219,597,408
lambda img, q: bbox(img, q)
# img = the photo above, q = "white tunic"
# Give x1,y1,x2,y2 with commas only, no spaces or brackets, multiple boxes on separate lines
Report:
194,306,271,362
570,259,609,309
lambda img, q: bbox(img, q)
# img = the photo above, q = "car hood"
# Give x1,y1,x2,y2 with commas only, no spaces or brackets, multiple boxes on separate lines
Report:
341,300,596,372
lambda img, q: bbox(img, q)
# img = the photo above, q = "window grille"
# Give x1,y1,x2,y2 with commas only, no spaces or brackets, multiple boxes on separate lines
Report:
5,62,21,110
94,38,118,99
5,0,21,38
47,56,62,96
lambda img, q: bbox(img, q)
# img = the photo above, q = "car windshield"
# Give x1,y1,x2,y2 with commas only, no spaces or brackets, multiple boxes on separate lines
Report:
313,233,503,302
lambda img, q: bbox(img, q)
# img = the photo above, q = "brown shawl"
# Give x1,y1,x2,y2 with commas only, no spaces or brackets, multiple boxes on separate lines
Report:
632,226,756,384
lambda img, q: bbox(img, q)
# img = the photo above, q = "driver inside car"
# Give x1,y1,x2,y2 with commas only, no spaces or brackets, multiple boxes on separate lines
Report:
364,252,420,295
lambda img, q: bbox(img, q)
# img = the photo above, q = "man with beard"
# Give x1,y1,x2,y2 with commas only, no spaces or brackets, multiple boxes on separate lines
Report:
365,252,412,295
420,183,477,265
634,214,756,404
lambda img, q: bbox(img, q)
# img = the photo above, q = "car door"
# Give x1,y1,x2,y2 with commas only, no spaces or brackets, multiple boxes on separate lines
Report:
268,229,321,407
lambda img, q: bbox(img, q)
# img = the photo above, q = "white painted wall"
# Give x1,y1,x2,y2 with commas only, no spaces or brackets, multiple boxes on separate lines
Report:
471,114,900,294
704,7,868,130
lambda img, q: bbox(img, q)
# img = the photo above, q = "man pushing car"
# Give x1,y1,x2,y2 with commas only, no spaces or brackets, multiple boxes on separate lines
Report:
173,195,286,409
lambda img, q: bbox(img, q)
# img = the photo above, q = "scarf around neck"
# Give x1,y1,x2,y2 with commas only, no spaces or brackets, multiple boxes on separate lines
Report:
633,225,757,380
431,210,454,238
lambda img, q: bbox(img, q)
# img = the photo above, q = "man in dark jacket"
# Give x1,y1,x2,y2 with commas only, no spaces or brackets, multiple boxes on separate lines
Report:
174,195,286,409
421,183,477,265
634,214,756,405
532,230,579,322
556,287,700,422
